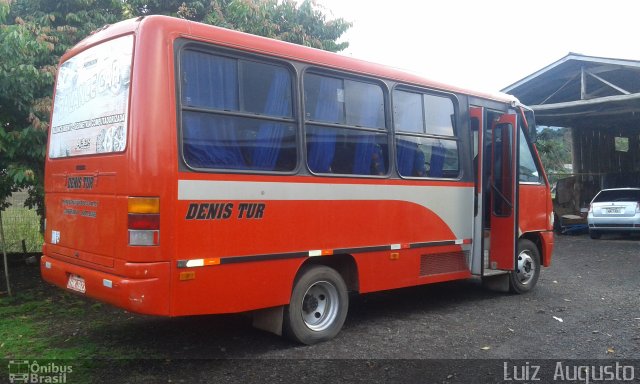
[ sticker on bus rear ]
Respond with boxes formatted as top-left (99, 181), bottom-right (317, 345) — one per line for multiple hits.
top-left (49, 35), bottom-right (133, 158)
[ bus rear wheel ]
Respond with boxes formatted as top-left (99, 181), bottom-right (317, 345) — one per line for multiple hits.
top-left (508, 239), bottom-right (541, 294)
top-left (283, 265), bottom-right (348, 345)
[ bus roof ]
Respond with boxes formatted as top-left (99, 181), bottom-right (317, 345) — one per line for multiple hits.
top-left (65, 15), bottom-right (518, 105)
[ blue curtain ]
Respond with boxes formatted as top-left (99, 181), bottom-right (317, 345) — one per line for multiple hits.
top-left (352, 134), bottom-right (376, 174)
top-left (430, 142), bottom-right (446, 177)
top-left (182, 52), bottom-right (245, 168)
top-left (307, 77), bottom-right (340, 173)
top-left (396, 138), bottom-right (426, 177)
top-left (351, 95), bottom-right (383, 175)
top-left (183, 113), bottom-right (246, 168)
top-left (183, 113), bottom-right (208, 167)
top-left (252, 69), bottom-right (291, 170)
top-left (414, 149), bottom-right (426, 176)
top-left (396, 139), bottom-right (417, 176)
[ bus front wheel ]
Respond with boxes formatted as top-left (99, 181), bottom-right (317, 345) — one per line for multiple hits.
top-left (283, 265), bottom-right (348, 345)
top-left (508, 239), bottom-right (541, 294)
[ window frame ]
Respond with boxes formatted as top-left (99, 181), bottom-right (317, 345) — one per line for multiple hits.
top-left (491, 121), bottom-right (514, 217)
top-left (175, 40), bottom-right (300, 175)
top-left (391, 85), bottom-right (461, 180)
top-left (517, 118), bottom-right (544, 185)
top-left (302, 68), bottom-right (391, 178)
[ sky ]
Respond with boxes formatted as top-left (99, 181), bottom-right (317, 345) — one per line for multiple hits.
top-left (313, 0), bottom-right (640, 94)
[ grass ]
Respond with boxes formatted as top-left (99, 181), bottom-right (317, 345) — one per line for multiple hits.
top-left (0, 290), bottom-right (96, 382)
top-left (0, 268), bottom-right (149, 383)
top-left (0, 291), bottom-right (98, 358)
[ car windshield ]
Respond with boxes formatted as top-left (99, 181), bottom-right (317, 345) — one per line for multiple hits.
top-left (593, 189), bottom-right (640, 203)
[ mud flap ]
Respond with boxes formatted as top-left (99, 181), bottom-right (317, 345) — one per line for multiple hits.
top-left (252, 306), bottom-right (284, 336)
top-left (482, 273), bottom-right (510, 293)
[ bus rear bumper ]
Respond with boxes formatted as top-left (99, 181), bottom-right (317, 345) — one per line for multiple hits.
top-left (40, 255), bottom-right (171, 316)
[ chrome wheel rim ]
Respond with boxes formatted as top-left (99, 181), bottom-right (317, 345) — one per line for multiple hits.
top-left (516, 250), bottom-right (535, 285)
top-left (301, 281), bottom-right (339, 331)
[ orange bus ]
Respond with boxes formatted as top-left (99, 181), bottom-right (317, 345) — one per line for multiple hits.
top-left (41, 15), bottom-right (554, 344)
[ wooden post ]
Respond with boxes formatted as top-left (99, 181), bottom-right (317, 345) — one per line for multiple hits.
top-left (0, 210), bottom-right (12, 297)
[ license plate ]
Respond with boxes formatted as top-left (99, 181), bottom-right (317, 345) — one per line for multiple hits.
top-left (604, 207), bottom-right (622, 214)
top-left (67, 274), bottom-right (86, 293)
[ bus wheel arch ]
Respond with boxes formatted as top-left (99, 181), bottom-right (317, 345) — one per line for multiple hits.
top-left (520, 232), bottom-right (545, 266)
top-left (300, 254), bottom-right (360, 293)
top-left (283, 263), bottom-right (350, 344)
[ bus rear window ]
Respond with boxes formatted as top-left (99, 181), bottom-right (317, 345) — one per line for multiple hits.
top-left (49, 35), bottom-right (133, 158)
top-left (593, 189), bottom-right (640, 202)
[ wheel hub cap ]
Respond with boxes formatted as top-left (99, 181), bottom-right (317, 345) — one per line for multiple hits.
top-left (301, 281), bottom-right (339, 331)
top-left (516, 251), bottom-right (535, 285)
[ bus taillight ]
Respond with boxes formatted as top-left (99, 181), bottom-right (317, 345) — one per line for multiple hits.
top-left (128, 197), bottom-right (160, 246)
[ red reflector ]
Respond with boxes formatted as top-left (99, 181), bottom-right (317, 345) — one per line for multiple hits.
top-left (128, 214), bottom-right (160, 230)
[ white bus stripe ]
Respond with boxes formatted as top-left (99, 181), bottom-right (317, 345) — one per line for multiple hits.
top-left (177, 179), bottom-right (473, 239)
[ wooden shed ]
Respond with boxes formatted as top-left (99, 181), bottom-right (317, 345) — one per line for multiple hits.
top-left (503, 53), bottom-right (640, 220)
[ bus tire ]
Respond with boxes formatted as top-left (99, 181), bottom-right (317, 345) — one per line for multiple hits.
top-left (508, 239), bottom-right (541, 294)
top-left (283, 265), bottom-right (348, 345)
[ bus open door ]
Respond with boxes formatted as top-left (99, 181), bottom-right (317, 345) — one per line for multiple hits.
top-left (489, 113), bottom-right (518, 272)
top-left (481, 110), bottom-right (548, 294)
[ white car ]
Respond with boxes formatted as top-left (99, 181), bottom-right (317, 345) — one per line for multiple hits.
top-left (587, 188), bottom-right (640, 239)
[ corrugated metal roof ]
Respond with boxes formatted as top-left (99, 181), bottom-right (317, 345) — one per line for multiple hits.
top-left (502, 53), bottom-right (640, 126)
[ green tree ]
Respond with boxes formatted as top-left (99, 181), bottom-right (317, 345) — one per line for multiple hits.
top-left (536, 127), bottom-right (572, 183)
top-left (123, 0), bottom-right (351, 52)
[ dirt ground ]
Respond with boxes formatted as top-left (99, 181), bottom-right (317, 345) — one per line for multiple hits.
top-left (2, 233), bottom-right (639, 383)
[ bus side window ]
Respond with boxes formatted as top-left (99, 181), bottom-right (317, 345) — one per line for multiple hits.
top-left (518, 127), bottom-right (541, 183)
top-left (180, 50), bottom-right (297, 172)
top-left (393, 89), bottom-right (459, 178)
top-left (304, 73), bottom-right (387, 176)
top-left (305, 75), bottom-right (342, 173)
